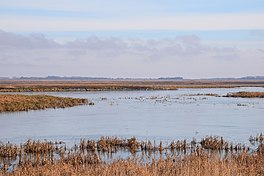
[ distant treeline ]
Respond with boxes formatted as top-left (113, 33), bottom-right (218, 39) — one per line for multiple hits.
top-left (207, 76), bottom-right (264, 80)
top-left (158, 77), bottom-right (183, 80)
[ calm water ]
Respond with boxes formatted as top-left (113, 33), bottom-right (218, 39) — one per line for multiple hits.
top-left (0, 87), bottom-right (264, 145)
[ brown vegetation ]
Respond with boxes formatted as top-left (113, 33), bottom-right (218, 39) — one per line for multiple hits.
top-left (0, 80), bottom-right (264, 92)
top-left (0, 136), bottom-right (263, 175)
top-left (186, 93), bottom-right (220, 97)
top-left (0, 94), bottom-right (91, 112)
top-left (225, 91), bottom-right (264, 98)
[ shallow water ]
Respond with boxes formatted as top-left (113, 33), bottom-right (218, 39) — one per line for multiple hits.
top-left (0, 87), bottom-right (263, 145)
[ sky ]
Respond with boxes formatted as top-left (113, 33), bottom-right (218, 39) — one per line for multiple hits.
top-left (0, 0), bottom-right (263, 78)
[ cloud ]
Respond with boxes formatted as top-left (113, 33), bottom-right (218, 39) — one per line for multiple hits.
top-left (0, 30), bottom-right (263, 78)
top-left (0, 30), bottom-right (58, 48)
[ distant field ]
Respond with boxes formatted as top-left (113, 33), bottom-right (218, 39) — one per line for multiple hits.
top-left (0, 94), bottom-right (91, 112)
top-left (0, 80), bottom-right (264, 92)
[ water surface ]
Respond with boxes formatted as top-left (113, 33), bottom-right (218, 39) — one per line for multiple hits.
top-left (0, 87), bottom-right (263, 145)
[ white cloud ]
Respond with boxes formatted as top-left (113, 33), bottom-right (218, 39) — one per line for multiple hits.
top-left (0, 30), bottom-right (58, 48)
top-left (0, 30), bottom-right (263, 78)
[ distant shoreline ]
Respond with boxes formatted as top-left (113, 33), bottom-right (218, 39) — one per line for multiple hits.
top-left (1, 76), bottom-right (264, 81)
top-left (0, 79), bottom-right (263, 92)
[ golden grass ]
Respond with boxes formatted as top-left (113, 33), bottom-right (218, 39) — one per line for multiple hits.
top-left (225, 91), bottom-right (264, 98)
top-left (7, 153), bottom-right (264, 176)
top-left (0, 94), bottom-right (91, 112)
top-left (0, 80), bottom-right (264, 92)
top-left (0, 136), bottom-right (263, 175)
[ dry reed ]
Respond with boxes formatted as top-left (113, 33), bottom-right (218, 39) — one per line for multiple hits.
top-left (1, 80), bottom-right (264, 92)
top-left (0, 94), bottom-right (92, 113)
top-left (0, 136), bottom-right (263, 175)
top-left (225, 91), bottom-right (264, 98)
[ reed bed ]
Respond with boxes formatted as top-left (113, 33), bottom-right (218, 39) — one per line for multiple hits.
top-left (185, 93), bottom-right (220, 97)
top-left (0, 136), bottom-right (263, 175)
top-left (0, 94), bottom-right (92, 112)
top-left (225, 91), bottom-right (264, 98)
top-left (1, 80), bottom-right (264, 92)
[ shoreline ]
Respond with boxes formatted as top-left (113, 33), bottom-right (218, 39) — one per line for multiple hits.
top-left (0, 80), bottom-right (264, 92)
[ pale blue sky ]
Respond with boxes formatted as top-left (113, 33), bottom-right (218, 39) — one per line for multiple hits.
top-left (0, 0), bottom-right (263, 78)
top-left (1, 0), bottom-right (263, 14)
top-left (1, 0), bottom-right (264, 33)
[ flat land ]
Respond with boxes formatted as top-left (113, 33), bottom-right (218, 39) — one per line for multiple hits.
top-left (0, 94), bottom-right (90, 112)
top-left (0, 79), bottom-right (264, 92)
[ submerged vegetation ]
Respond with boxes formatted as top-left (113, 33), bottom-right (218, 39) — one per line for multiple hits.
top-left (225, 91), bottom-right (264, 98)
top-left (0, 135), bottom-right (263, 175)
top-left (0, 94), bottom-right (91, 112)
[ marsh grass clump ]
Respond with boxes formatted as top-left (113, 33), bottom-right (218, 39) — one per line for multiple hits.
top-left (187, 93), bottom-right (220, 97)
top-left (225, 91), bottom-right (264, 98)
top-left (200, 136), bottom-right (226, 150)
top-left (249, 133), bottom-right (264, 145)
top-left (0, 94), bottom-right (92, 113)
top-left (1, 136), bottom-right (264, 175)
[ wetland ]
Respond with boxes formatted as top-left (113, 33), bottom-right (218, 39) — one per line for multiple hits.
top-left (0, 80), bottom-right (264, 175)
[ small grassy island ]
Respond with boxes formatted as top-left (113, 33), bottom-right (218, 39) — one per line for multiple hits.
top-left (0, 94), bottom-right (92, 112)
top-left (225, 92), bottom-right (264, 98)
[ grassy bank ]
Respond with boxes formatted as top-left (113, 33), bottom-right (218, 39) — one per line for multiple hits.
top-left (225, 91), bottom-right (264, 98)
top-left (0, 94), bottom-right (92, 112)
top-left (0, 136), bottom-right (263, 175)
top-left (0, 80), bottom-right (264, 92)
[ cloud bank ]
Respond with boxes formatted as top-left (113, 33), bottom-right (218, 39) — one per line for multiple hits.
top-left (0, 30), bottom-right (263, 78)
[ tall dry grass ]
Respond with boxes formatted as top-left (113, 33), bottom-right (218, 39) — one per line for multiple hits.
top-left (225, 91), bottom-right (264, 98)
top-left (0, 136), bottom-right (263, 175)
top-left (0, 94), bottom-right (91, 112)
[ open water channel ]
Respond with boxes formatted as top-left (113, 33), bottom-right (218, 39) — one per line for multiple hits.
top-left (0, 87), bottom-right (263, 145)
